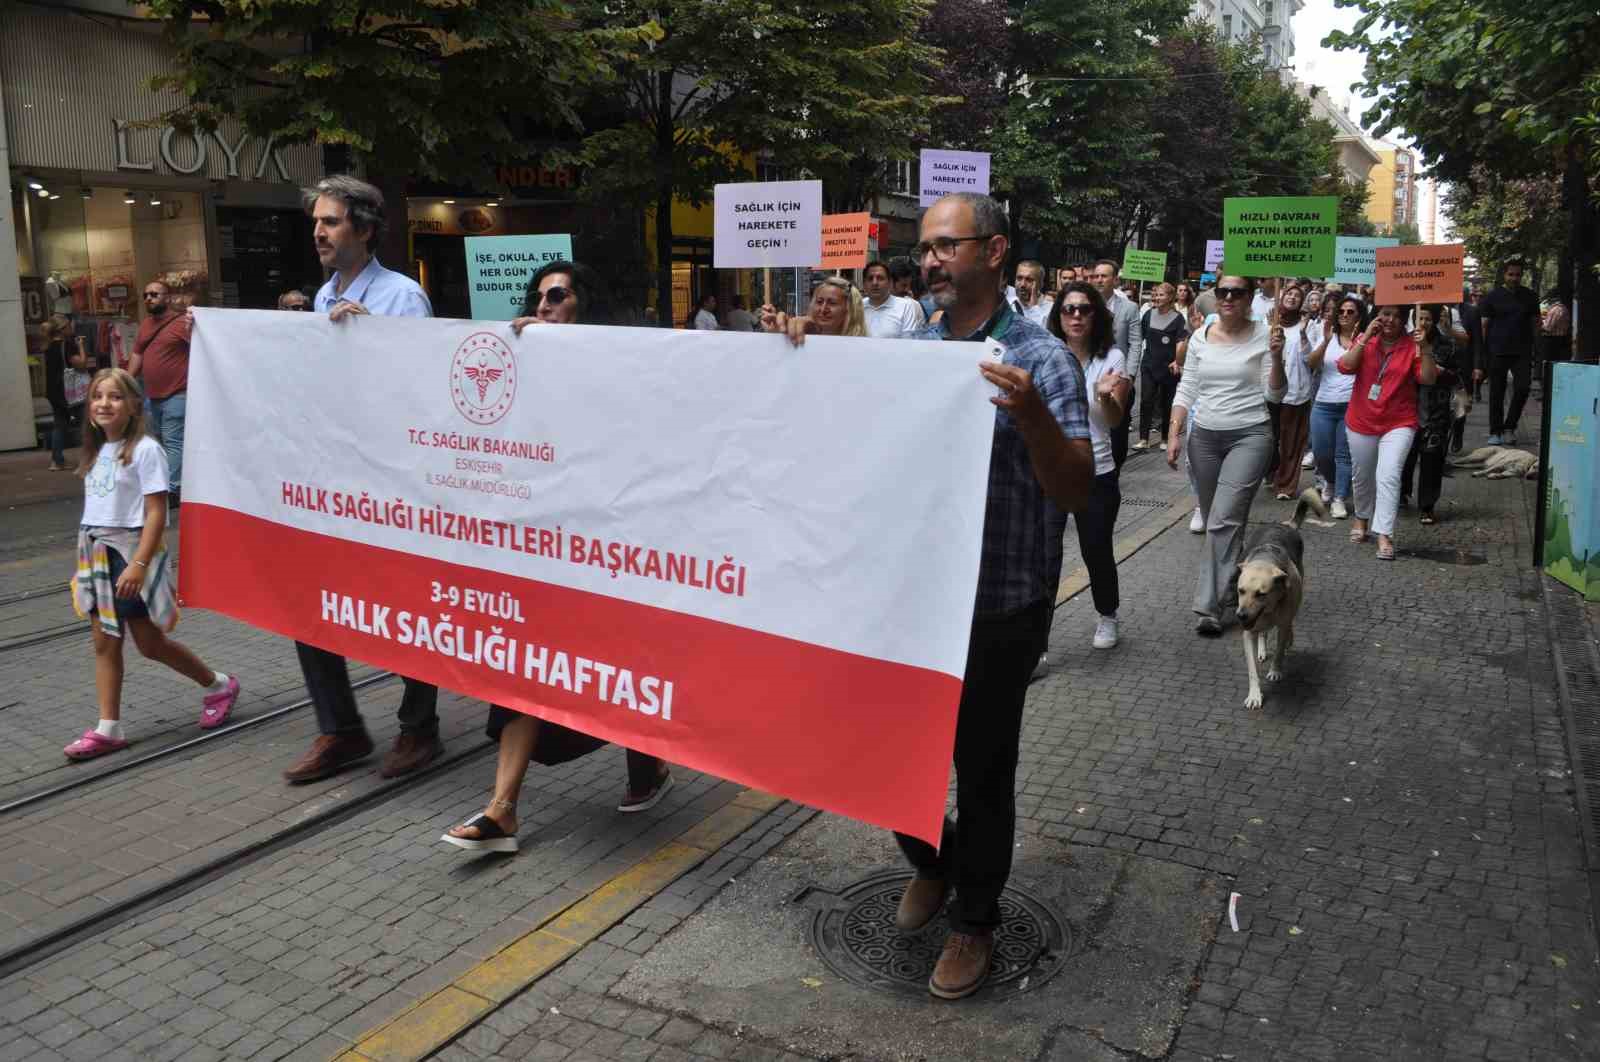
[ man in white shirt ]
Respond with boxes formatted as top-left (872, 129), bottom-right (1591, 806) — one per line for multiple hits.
top-left (1251, 277), bottom-right (1277, 322)
top-left (861, 260), bottom-right (926, 339)
top-left (1013, 260), bottom-right (1052, 327)
top-left (692, 293), bottom-right (720, 330)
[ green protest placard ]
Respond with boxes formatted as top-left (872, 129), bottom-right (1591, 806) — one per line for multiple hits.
top-left (1121, 249), bottom-right (1168, 283)
top-left (1221, 196), bottom-right (1338, 278)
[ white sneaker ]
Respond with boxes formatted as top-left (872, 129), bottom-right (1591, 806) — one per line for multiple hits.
top-left (1331, 498), bottom-right (1348, 519)
top-left (1189, 507), bottom-right (1205, 533)
top-left (1030, 652), bottom-right (1050, 681)
top-left (1132, 439), bottom-right (1150, 452)
top-left (1092, 616), bottom-right (1119, 650)
top-left (1301, 451), bottom-right (1315, 468)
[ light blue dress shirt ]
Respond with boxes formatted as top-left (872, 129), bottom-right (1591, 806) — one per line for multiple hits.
top-left (315, 256), bottom-right (432, 318)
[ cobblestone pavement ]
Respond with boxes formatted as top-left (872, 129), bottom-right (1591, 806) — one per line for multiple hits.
top-left (0, 401), bottom-right (1595, 1062)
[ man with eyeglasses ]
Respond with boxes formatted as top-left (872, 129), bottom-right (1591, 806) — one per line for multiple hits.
top-left (892, 193), bottom-right (1094, 1001)
top-left (276, 290), bottom-right (312, 311)
top-left (282, 174), bottom-right (443, 787)
top-left (127, 280), bottom-right (192, 508)
top-left (1089, 260), bottom-right (1143, 467)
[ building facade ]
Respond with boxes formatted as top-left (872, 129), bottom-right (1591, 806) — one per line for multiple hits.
top-left (1190, 0), bottom-right (1297, 67)
top-left (1365, 144), bottom-right (1417, 233)
top-left (2, 3), bottom-right (324, 449)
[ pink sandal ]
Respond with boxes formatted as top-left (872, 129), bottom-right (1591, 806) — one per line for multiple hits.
top-left (64, 729), bottom-right (129, 761)
top-left (200, 676), bottom-right (241, 729)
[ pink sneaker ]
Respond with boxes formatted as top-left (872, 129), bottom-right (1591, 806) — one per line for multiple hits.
top-left (200, 676), bottom-right (241, 729)
top-left (65, 729), bottom-right (129, 760)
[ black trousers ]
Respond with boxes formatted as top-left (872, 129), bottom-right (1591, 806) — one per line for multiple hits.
top-left (484, 705), bottom-right (662, 793)
top-left (1263, 401), bottom-right (1282, 485)
top-left (1110, 394), bottom-right (1133, 470)
top-left (894, 600), bottom-right (1051, 933)
top-left (1074, 470), bottom-right (1122, 617)
top-left (1401, 437), bottom-right (1446, 512)
top-left (1137, 368), bottom-right (1178, 442)
top-left (295, 642), bottom-right (439, 737)
top-left (1488, 353), bottom-right (1531, 434)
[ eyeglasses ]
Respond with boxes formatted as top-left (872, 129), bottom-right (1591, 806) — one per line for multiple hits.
top-left (1338, 308), bottom-right (1359, 316)
top-left (1215, 287), bottom-right (1250, 301)
top-left (540, 286), bottom-right (571, 306)
top-left (283, 302), bottom-right (310, 311)
top-left (1058, 303), bottom-right (1094, 318)
top-left (142, 292), bottom-right (163, 299)
top-left (912, 234), bottom-right (996, 262)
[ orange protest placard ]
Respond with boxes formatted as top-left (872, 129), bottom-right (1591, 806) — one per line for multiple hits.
top-left (817, 213), bottom-right (871, 271)
top-left (1374, 244), bottom-right (1465, 305)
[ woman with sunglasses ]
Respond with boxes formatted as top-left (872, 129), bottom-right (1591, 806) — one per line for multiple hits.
top-left (1306, 294), bottom-right (1366, 519)
top-left (759, 276), bottom-right (868, 340)
top-left (1167, 275), bottom-right (1287, 636)
top-left (1046, 283), bottom-right (1131, 649)
top-left (442, 259), bottom-right (672, 853)
top-left (1338, 304), bottom-right (1440, 561)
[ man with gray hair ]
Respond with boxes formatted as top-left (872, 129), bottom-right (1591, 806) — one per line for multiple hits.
top-left (283, 174), bottom-right (442, 785)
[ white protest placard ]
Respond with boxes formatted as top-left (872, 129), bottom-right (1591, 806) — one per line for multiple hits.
top-left (713, 180), bottom-right (822, 268)
top-left (919, 149), bottom-right (991, 208)
top-left (1204, 239), bottom-right (1225, 271)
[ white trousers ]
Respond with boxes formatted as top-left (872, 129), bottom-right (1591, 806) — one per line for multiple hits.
top-left (1346, 425), bottom-right (1416, 537)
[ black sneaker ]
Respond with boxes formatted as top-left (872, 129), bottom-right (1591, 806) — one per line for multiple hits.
top-left (618, 767), bottom-right (673, 813)
top-left (1196, 616), bottom-right (1223, 637)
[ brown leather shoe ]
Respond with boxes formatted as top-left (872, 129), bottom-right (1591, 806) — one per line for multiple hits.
top-left (894, 876), bottom-right (949, 932)
top-left (929, 929), bottom-right (995, 1000)
top-left (379, 731), bottom-right (442, 778)
top-left (282, 731), bottom-right (374, 784)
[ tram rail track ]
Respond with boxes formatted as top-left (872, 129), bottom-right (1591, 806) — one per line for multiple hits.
top-left (0, 733), bottom-right (494, 980)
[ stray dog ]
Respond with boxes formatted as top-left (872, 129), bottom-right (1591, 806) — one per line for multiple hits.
top-left (1455, 446), bottom-right (1539, 479)
top-left (1474, 449), bottom-right (1539, 479)
top-left (1234, 488), bottom-right (1327, 709)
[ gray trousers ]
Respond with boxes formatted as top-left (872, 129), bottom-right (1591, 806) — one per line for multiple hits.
top-left (1186, 422), bottom-right (1274, 619)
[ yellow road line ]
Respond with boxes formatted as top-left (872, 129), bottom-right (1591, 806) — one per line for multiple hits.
top-left (338, 788), bottom-right (784, 1062)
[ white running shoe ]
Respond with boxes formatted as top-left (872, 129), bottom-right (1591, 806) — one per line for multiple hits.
top-left (1031, 652), bottom-right (1050, 681)
top-left (1092, 616), bottom-right (1119, 650)
top-left (1189, 507), bottom-right (1205, 533)
top-left (1301, 451), bottom-right (1315, 468)
top-left (1132, 439), bottom-right (1150, 452)
top-left (1331, 498), bottom-right (1348, 519)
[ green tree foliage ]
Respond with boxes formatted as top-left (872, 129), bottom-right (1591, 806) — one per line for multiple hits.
top-left (1444, 167), bottom-right (1570, 284)
top-left (1327, 0), bottom-right (1600, 354)
top-left (567, 0), bottom-right (942, 318)
top-left (143, 0), bottom-right (650, 182)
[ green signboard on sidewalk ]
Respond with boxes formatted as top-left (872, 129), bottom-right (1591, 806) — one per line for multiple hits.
top-left (1222, 196), bottom-right (1338, 278)
top-left (1122, 249), bottom-right (1168, 283)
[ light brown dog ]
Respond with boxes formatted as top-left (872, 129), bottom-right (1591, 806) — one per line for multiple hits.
top-left (1234, 488), bottom-right (1326, 709)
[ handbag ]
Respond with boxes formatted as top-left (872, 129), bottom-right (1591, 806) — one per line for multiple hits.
top-left (63, 365), bottom-right (90, 406)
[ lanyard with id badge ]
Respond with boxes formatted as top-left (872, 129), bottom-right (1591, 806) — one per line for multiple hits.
top-left (1369, 343), bottom-right (1398, 402)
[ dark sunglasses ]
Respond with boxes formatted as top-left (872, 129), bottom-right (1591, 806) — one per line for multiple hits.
top-left (1215, 286), bottom-right (1250, 301)
top-left (284, 303), bottom-right (311, 311)
top-left (1059, 303), bottom-right (1095, 317)
top-left (540, 286), bottom-right (571, 306)
top-left (142, 292), bottom-right (163, 299)
top-left (1338, 307), bottom-right (1359, 316)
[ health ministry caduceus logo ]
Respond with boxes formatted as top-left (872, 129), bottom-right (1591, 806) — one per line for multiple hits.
top-left (449, 332), bottom-right (518, 425)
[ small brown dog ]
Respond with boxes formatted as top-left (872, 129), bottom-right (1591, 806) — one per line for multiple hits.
top-left (1234, 488), bottom-right (1327, 709)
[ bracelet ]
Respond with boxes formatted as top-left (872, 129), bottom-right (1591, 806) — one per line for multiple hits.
top-left (131, 560), bottom-right (148, 569)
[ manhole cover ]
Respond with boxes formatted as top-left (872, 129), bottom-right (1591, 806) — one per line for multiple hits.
top-left (1402, 547), bottom-right (1487, 565)
top-left (800, 872), bottom-right (1070, 999)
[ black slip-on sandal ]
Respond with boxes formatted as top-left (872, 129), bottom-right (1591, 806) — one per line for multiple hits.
top-left (441, 814), bottom-right (518, 853)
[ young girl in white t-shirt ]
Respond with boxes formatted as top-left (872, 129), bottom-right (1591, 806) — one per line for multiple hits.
top-left (66, 369), bottom-right (239, 760)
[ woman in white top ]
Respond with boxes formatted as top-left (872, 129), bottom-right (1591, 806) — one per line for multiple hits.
top-left (1047, 282), bottom-right (1132, 649)
top-left (1166, 275), bottom-right (1287, 635)
top-left (1306, 293), bottom-right (1366, 518)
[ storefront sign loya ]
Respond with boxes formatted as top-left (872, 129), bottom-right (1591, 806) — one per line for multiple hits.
top-left (113, 120), bottom-right (291, 180)
top-left (181, 311), bottom-right (996, 844)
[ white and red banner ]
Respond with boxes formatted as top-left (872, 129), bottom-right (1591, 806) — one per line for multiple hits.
top-left (181, 311), bottom-right (997, 843)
